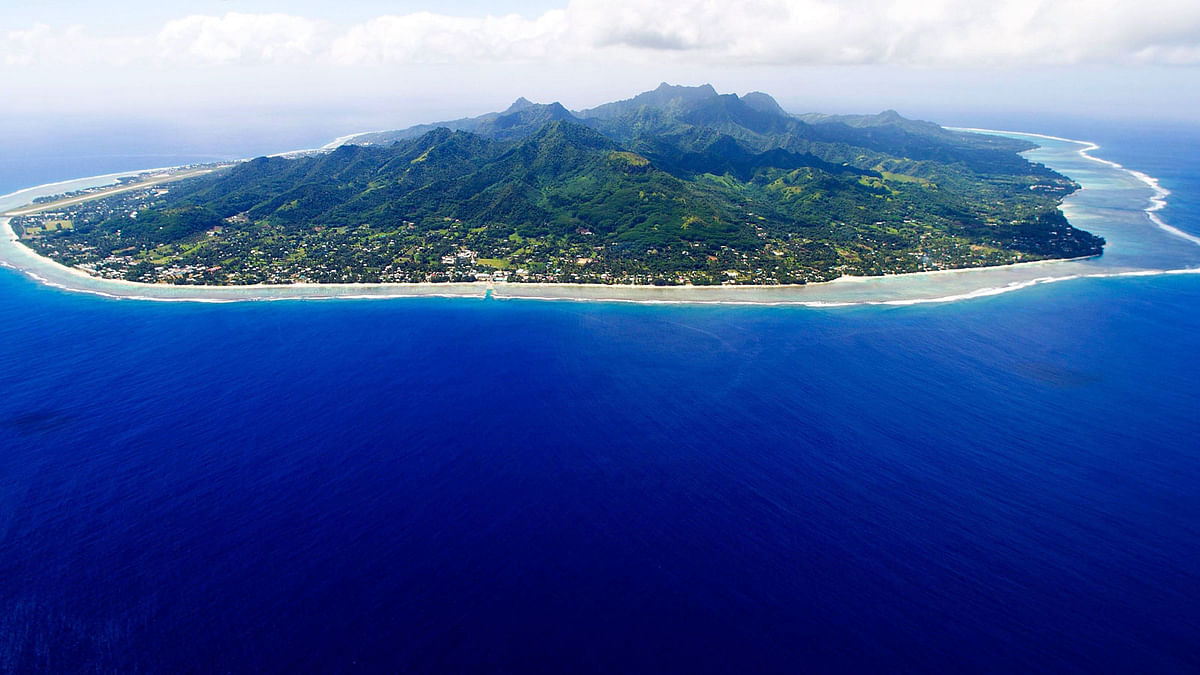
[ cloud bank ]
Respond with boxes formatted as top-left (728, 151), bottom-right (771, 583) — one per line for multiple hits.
top-left (5, 1), bottom-right (1200, 69)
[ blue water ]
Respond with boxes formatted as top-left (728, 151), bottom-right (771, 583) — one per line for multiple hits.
top-left (2, 118), bottom-right (1199, 673)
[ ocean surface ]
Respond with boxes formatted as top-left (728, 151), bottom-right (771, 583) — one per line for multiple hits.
top-left (1, 116), bottom-right (1199, 672)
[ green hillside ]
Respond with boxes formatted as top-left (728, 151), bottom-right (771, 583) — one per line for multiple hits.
top-left (21, 84), bottom-right (1103, 286)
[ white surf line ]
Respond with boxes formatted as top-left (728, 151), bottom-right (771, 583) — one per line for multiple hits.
top-left (495, 267), bottom-right (1200, 308)
top-left (3, 169), bottom-right (219, 217)
top-left (320, 130), bottom-right (387, 150)
top-left (955, 127), bottom-right (1200, 248)
top-left (4, 126), bottom-right (1194, 306)
top-left (0, 164), bottom-right (192, 207)
top-left (8, 193), bottom-right (1198, 307)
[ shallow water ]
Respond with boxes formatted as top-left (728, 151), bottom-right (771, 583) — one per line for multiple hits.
top-left (4, 131), bottom-right (1200, 305)
top-left (1, 120), bottom-right (1198, 672)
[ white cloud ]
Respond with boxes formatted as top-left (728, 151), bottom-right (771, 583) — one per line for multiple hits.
top-left (329, 11), bottom-right (569, 65)
top-left (564, 0), bottom-right (1200, 67)
top-left (3, 23), bottom-right (124, 66)
top-left (157, 13), bottom-right (326, 65)
top-left (3, 1), bottom-right (1200, 69)
top-left (4, 23), bottom-right (96, 66)
top-left (4, 23), bottom-right (52, 66)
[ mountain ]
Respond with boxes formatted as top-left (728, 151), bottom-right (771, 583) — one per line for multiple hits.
top-left (575, 82), bottom-right (720, 120)
top-left (26, 84), bottom-right (1103, 286)
top-left (740, 91), bottom-right (788, 117)
top-left (341, 83), bottom-right (1035, 175)
top-left (347, 99), bottom-right (581, 145)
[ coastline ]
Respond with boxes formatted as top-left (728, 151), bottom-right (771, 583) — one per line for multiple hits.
top-left (956, 127), bottom-right (1200, 248)
top-left (3, 129), bottom-right (1197, 306)
top-left (0, 215), bottom-right (487, 302)
top-left (0, 212), bottom-right (1117, 306)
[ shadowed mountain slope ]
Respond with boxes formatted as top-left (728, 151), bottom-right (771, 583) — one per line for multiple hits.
top-left (25, 83), bottom-right (1103, 286)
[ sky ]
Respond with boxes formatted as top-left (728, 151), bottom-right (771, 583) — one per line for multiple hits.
top-left (3, 0), bottom-right (1199, 134)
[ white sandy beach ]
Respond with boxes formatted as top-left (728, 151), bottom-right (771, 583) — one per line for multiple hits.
top-left (3, 130), bottom-right (1198, 306)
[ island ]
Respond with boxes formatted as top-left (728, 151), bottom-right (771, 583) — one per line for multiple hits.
top-left (8, 84), bottom-right (1104, 286)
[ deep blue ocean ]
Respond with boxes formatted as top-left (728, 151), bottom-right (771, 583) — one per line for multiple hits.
top-left (1, 116), bottom-right (1199, 673)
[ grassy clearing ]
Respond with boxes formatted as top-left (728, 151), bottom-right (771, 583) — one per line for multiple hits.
top-left (881, 171), bottom-right (932, 186)
top-left (20, 220), bottom-right (75, 237)
top-left (608, 151), bottom-right (650, 168)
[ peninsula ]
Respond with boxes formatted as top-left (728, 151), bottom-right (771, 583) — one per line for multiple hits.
top-left (9, 84), bottom-right (1104, 286)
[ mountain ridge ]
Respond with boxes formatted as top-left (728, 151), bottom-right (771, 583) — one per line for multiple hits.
top-left (16, 83), bottom-right (1104, 286)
